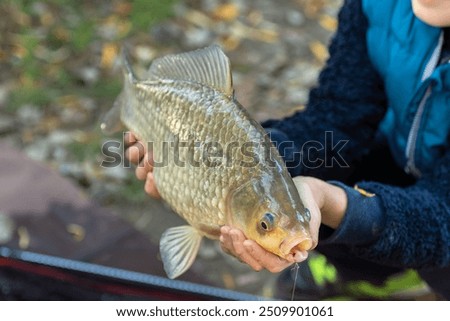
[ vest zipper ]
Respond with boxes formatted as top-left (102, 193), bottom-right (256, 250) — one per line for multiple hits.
top-left (404, 33), bottom-right (443, 177)
top-left (404, 87), bottom-right (431, 177)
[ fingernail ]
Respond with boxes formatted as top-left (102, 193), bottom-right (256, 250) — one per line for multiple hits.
top-left (293, 250), bottom-right (308, 262)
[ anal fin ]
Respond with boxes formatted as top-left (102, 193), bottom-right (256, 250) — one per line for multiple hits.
top-left (159, 225), bottom-right (203, 279)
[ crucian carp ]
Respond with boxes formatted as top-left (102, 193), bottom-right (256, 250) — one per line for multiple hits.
top-left (102, 45), bottom-right (314, 279)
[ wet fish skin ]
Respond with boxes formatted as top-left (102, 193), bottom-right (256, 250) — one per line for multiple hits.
top-left (102, 45), bottom-right (313, 279)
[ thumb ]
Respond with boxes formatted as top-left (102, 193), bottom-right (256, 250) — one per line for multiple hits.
top-left (292, 176), bottom-right (321, 250)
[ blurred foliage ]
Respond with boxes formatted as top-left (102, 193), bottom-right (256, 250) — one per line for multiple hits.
top-left (3, 0), bottom-right (178, 111)
top-left (67, 138), bottom-right (102, 163)
top-left (118, 177), bottom-right (149, 202)
top-left (0, 0), bottom-right (178, 202)
top-left (131, 0), bottom-right (179, 31)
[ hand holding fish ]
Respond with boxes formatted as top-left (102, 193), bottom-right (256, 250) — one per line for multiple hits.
top-left (124, 132), bottom-right (313, 274)
top-left (124, 132), bottom-right (160, 199)
top-left (107, 45), bottom-right (319, 279)
top-left (219, 176), bottom-right (347, 273)
top-left (219, 226), bottom-right (303, 273)
top-left (124, 133), bottom-right (345, 274)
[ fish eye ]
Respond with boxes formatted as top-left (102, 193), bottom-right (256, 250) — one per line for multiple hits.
top-left (259, 212), bottom-right (275, 231)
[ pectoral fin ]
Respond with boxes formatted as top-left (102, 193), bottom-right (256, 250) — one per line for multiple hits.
top-left (159, 225), bottom-right (203, 279)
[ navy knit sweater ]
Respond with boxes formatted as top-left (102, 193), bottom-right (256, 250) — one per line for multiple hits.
top-left (264, 0), bottom-right (450, 270)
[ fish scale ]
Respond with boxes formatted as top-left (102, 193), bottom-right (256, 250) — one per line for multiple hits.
top-left (125, 81), bottom-right (265, 232)
top-left (102, 45), bottom-right (313, 279)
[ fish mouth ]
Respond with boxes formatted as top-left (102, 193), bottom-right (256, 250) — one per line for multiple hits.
top-left (280, 237), bottom-right (313, 259)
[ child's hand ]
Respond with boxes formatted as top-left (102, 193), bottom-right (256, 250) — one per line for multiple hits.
top-left (124, 132), bottom-right (161, 199)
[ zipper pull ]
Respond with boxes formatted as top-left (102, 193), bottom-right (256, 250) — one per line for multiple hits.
top-left (404, 160), bottom-right (422, 178)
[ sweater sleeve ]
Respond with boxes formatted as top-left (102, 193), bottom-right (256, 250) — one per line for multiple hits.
top-left (265, 0), bottom-right (450, 270)
top-left (318, 153), bottom-right (450, 270)
top-left (344, 149), bottom-right (450, 269)
top-left (264, 0), bottom-right (387, 180)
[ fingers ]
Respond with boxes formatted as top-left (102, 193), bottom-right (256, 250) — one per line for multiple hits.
top-left (220, 227), bottom-right (264, 271)
top-left (144, 172), bottom-right (161, 199)
top-left (293, 176), bottom-right (322, 250)
top-left (124, 132), bottom-right (146, 165)
top-left (124, 131), bottom-right (161, 199)
top-left (135, 152), bottom-right (154, 180)
top-left (124, 131), bottom-right (152, 177)
top-left (243, 240), bottom-right (294, 273)
top-left (219, 227), bottom-right (296, 273)
top-left (124, 132), bottom-right (138, 147)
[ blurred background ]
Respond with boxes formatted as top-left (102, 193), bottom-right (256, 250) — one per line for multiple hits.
top-left (0, 0), bottom-right (342, 298)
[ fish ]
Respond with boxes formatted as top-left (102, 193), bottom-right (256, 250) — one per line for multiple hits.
top-left (101, 45), bottom-right (314, 279)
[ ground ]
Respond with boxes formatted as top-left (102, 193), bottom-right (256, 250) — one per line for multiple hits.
top-left (0, 0), bottom-right (350, 299)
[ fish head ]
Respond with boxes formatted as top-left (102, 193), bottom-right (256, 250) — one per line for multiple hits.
top-left (228, 174), bottom-right (315, 260)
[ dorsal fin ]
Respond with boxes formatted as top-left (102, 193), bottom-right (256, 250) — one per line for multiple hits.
top-left (148, 45), bottom-right (233, 97)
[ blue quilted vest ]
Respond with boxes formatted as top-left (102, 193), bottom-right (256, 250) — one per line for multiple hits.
top-left (362, 0), bottom-right (450, 177)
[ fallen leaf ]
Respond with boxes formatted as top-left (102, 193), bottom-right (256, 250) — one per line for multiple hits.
top-left (66, 223), bottom-right (86, 242)
top-left (298, 0), bottom-right (326, 18)
top-left (17, 226), bottom-right (30, 249)
top-left (319, 14), bottom-right (338, 32)
top-left (309, 41), bottom-right (329, 63)
top-left (221, 35), bottom-right (241, 51)
top-left (212, 3), bottom-right (240, 22)
top-left (114, 2), bottom-right (133, 16)
top-left (222, 272), bottom-right (236, 289)
top-left (40, 12), bottom-right (55, 27)
top-left (100, 42), bottom-right (119, 69)
top-left (292, 104), bottom-right (306, 113)
top-left (53, 26), bottom-right (71, 42)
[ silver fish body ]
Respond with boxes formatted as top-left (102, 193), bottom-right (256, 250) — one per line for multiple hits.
top-left (103, 45), bottom-right (313, 278)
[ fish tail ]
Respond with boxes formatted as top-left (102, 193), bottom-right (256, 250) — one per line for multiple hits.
top-left (100, 91), bottom-right (125, 134)
top-left (121, 46), bottom-right (139, 85)
top-left (101, 47), bottom-right (138, 134)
